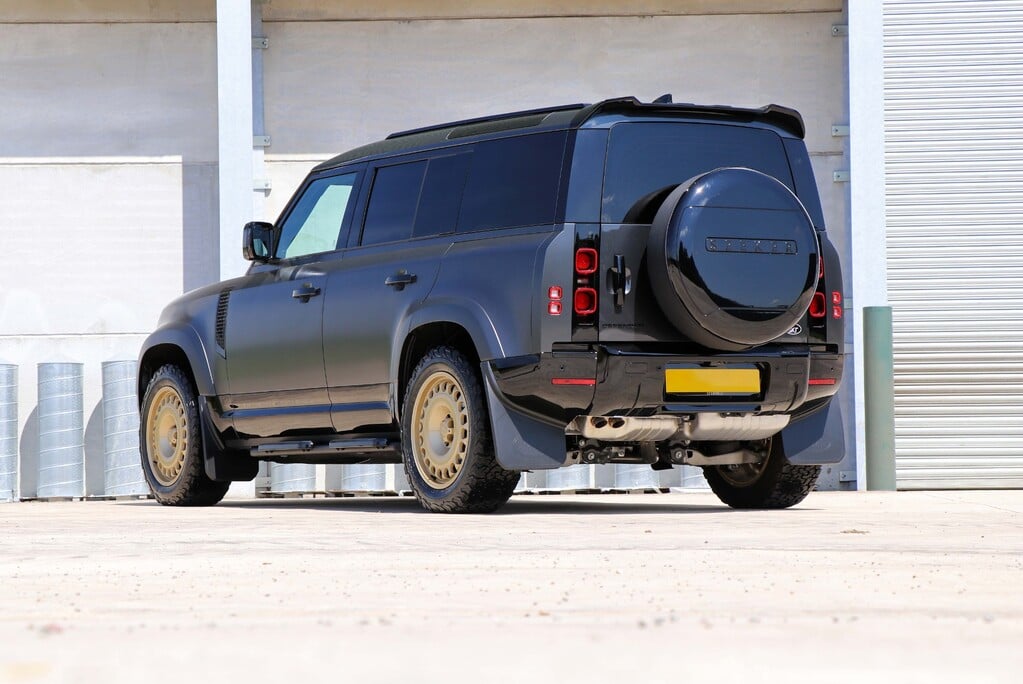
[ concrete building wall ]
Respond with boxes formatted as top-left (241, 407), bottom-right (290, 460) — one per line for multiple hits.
top-left (0, 4), bottom-right (219, 496)
top-left (0, 0), bottom-right (852, 497)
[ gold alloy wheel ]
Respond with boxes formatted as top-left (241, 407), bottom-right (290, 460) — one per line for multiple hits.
top-left (411, 370), bottom-right (470, 489)
top-left (146, 386), bottom-right (189, 487)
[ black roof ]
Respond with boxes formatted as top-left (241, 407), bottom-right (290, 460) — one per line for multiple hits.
top-left (314, 96), bottom-right (805, 172)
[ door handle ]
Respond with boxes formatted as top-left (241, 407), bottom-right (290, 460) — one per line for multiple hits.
top-left (385, 271), bottom-right (417, 291)
top-left (291, 284), bottom-right (321, 301)
top-left (609, 254), bottom-right (632, 311)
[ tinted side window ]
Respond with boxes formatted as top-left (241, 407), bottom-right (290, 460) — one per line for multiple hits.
top-left (277, 173), bottom-right (358, 259)
top-left (602, 123), bottom-right (794, 223)
top-left (783, 138), bottom-right (826, 229)
top-left (413, 152), bottom-right (472, 238)
top-left (458, 131), bottom-right (567, 233)
top-left (361, 161), bottom-right (427, 246)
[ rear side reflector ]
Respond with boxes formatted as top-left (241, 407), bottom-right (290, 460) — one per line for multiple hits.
top-left (808, 292), bottom-right (826, 318)
top-left (574, 287), bottom-right (598, 315)
top-left (808, 378), bottom-right (836, 386)
top-left (575, 248), bottom-right (598, 275)
top-left (551, 378), bottom-right (596, 386)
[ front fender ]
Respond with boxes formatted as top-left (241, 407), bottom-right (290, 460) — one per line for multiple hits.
top-left (137, 324), bottom-right (216, 398)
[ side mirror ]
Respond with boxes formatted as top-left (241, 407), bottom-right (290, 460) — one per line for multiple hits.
top-left (242, 221), bottom-right (276, 262)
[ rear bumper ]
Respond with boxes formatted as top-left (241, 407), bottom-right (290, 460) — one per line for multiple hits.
top-left (488, 345), bottom-right (844, 425)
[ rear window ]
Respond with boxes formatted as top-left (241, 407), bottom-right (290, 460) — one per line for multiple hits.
top-left (602, 122), bottom-right (795, 223)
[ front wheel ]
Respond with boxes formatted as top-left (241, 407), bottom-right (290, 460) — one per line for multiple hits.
top-left (703, 438), bottom-right (820, 509)
top-left (139, 364), bottom-right (229, 506)
top-left (401, 347), bottom-right (519, 513)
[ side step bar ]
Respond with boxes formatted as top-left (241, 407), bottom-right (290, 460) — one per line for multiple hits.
top-left (251, 437), bottom-right (394, 458)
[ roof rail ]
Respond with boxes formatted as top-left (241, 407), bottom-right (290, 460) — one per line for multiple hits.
top-left (386, 103), bottom-right (587, 140)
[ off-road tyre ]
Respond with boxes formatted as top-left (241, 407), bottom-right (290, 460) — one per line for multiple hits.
top-left (401, 347), bottom-right (519, 513)
top-left (703, 438), bottom-right (820, 509)
top-left (140, 364), bottom-right (230, 506)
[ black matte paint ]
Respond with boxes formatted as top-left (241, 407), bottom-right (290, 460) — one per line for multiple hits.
top-left (137, 97), bottom-right (847, 478)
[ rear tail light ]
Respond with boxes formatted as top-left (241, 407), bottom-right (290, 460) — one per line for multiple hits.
top-left (808, 292), bottom-right (826, 319)
top-left (809, 255), bottom-right (841, 330)
top-left (575, 248), bottom-right (598, 275)
top-left (571, 242), bottom-right (599, 327)
top-left (831, 291), bottom-right (843, 319)
top-left (574, 287), bottom-right (598, 316)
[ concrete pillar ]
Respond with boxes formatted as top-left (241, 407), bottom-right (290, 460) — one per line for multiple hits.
top-left (848, 1), bottom-right (889, 491)
top-left (216, 0), bottom-right (255, 281)
top-left (216, 0), bottom-right (261, 497)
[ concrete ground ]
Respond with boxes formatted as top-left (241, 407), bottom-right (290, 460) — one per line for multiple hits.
top-left (1, 491), bottom-right (1021, 684)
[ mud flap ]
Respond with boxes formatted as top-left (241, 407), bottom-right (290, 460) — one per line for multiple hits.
top-left (482, 366), bottom-right (567, 470)
top-left (778, 400), bottom-right (845, 465)
top-left (199, 399), bottom-right (259, 482)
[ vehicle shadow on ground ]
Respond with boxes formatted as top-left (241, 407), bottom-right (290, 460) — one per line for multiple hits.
top-left (147, 495), bottom-right (812, 515)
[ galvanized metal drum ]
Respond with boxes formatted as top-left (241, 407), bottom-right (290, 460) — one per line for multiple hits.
top-left (37, 363), bottom-right (85, 498)
top-left (102, 361), bottom-right (147, 496)
top-left (269, 462), bottom-right (316, 494)
top-left (0, 365), bottom-right (17, 502)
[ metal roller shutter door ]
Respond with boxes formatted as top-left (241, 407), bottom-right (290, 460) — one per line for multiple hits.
top-left (884, 0), bottom-right (1023, 488)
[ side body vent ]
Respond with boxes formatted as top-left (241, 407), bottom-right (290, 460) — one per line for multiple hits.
top-left (215, 289), bottom-right (231, 350)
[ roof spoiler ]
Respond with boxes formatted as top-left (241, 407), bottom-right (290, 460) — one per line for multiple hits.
top-left (570, 96), bottom-right (806, 139)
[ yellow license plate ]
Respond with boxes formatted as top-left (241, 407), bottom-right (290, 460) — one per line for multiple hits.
top-left (664, 368), bottom-right (760, 395)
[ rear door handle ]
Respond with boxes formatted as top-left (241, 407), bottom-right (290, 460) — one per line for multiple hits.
top-left (609, 254), bottom-right (632, 311)
top-left (291, 284), bottom-right (321, 301)
top-left (385, 271), bottom-right (417, 291)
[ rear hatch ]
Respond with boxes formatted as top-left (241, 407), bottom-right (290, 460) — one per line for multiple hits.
top-left (592, 120), bottom-right (829, 350)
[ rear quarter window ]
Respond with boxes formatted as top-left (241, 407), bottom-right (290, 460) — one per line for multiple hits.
top-left (457, 131), bottom-right (567, 233)
top-left (602, 122), bottom-right (795, 223)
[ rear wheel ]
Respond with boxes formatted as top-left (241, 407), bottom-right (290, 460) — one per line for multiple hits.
top-left (401, 347), bottom-right (519, 513)
top-left (703, 438), bottom-right (820, 509)
top-left (140, 364), bottom-right (229, 506)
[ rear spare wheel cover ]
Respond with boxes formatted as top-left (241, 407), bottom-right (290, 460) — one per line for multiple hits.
top-left (647, 167), bottom-right (819, 350)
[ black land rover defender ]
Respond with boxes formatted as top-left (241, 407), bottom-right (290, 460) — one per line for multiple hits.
top-left (137, 96), bottom-right (845, 513)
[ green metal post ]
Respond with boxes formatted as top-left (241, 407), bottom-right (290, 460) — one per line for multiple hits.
top-left (863, 306), bottom-right (896, 490)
